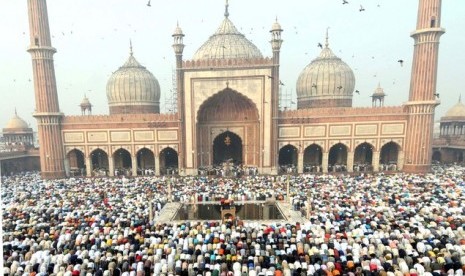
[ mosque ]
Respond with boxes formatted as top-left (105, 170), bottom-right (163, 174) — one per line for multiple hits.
top-left (23, 0), bottom-right (447, 179)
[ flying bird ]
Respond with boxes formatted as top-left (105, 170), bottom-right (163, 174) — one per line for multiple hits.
top-left (355, 90), bottom-right (360, 95)
top-left (398, 59), bottom-right (404, 66)
top-left (312, 83), bottom-right (317, 88)
top-left (434, 93), bottom-right (440, 98)
top-left (342, 0), bottom-right (349, 4)
top-left (147, 0), bottom-right (151, 7)
top-left (267, 75), bottom-right (273, 79)
top-left (279, 80), bottom-right (285, 86)
top-left (359, 5), bottom-right (365, 12)
top-left (337, 86), bottom-right (343, 90)
top-left (317, 43), bottom-right (323, 49)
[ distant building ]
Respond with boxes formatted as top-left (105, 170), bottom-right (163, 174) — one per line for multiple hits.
top-left (0, 111), bottom-right (40, 175)
top-left (2, 111), bottom-right (34, 150)
top-left (26, 0), bottom-right (445, 179)
top-left (433, 98), bottom-right (465, 163)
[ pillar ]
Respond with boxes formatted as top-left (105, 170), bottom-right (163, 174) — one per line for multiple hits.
top-left (347, 152), bottom-right (354, 173)
top-left (109, 155), bottom-right (115, 177)
top-left (297, 151), bottom-right (304, 174)
top-left (403, 0), bottom-right (444, 173)
top-left (86, 156), bottom-right (92, 177)
top-left (132, 155), bottom-right (138, 176)
top-left (372, 151), bottom-right (380, 172)
top-left (155, 155), bottom-right (160, 176)
top-left (322, 152), bottom-right (329, 173)
top-left (27, 0), bottom-right (65, 179)
top-left (398, 151), bottom-right (405, 171)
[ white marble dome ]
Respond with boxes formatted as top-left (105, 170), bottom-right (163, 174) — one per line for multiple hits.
top-left (5, 113), bottom-right (29, 129)
top-left (296, 40), bottom-right (355, 108)
top-left (444, 100), bottom-right (465, 118)
top-left (192, 14), bottom-right (262, 60)
top-left (106, 49), bottom-right (160, 114)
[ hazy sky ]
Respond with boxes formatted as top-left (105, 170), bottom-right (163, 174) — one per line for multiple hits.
top-left (1, 0), bottom-right (465, 131)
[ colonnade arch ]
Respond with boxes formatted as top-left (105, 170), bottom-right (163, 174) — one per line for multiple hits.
top-left (137, 148), bottom-right (155, 175)
top-left (160, 147), bottom-right (178, 175)
top-left (278, 144), bottom-right (298, 173)
top-left (113, 148), bottom-right (132, 176)
top-left (380, 142), bottom-right (400, 171)
top-left (67, 149), bottom-right (85, 176)
top-left (303, 144), bottom-right (323, 173)
top-left (353, 142), bottom-right (374, 172)
top-left (328, 143), bottom-right (348, 172)
top-left (90, 149), bottom-right (109, 176)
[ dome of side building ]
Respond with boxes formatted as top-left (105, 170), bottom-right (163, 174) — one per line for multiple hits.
top-left (296, 35), bottom-right (355, 109)
top-left (442, 99), bottom-right (465, 121)
top-left (106, 45), bottom-right (161, 114)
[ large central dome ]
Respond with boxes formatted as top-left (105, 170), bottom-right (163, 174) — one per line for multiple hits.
top-left (192, 4), bottom-right (263, 60)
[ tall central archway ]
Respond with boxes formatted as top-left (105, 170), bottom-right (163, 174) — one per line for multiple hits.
top-left (213, 131), bottom-right (242, 165)
top-left (197, 88), bottom-right (259, 168)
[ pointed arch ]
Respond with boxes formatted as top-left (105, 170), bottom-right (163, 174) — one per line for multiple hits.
top-left (432, 150), bottom-right (441, 163)
top-left (212, 131), bottom-right (242, 165)
top-left (197, 87), bottom-right (260, 168)
top-left (303, 144), bottom-right (323, 172)
top-left (354, 142), bottom-right (374, 172)
top-left (90, 148), bottom-right (109, 176)
top-left (160, 147), bottom-right (178, 175)
top-left (328, 143), bottom-right (348, 172)
top-left (197, 88), bottom-right (259, 122)
top-left (67, 148), bottom-right (85, 176)
top-left (278, 144), bottom-right (298, 173)
top-left (113, 148), bottom-right (132, 176)
top-left (380, 142), bottom-right (400, 171)
top-left (137, 147), bottom-right (155, 175)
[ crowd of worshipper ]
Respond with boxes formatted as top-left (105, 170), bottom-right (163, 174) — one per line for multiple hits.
top-left (2, 164), bottom-right (465, 276)
top-left (197, 165), bottom-right (259, 178)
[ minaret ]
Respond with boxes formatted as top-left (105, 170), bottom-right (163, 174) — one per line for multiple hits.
top-left (172, 22), bottom-right (186, 174)
top-left (27, 0), bottom-right (65, 179)
top-left (270, 18), bottom-right (283, 173)
top-left (403, 0), bottom-right (445, 173)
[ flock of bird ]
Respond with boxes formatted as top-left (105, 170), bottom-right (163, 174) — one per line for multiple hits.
top-left (12, 0), bottom-right (410, 109)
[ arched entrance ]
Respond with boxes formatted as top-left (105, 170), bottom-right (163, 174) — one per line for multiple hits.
top-left (197, 88), bottom-right (259, 168)
top-left (432, 150), bottom-right (441, 163)
top-left (213, 131), bottom-right (242, 165)
top-left (160, 147), bottom-right (178, 175)
top-left (91, 149), bottom-right (109, 176)
top-left (328, 143), bottom-right (348, 172)
top-left (380, 142), bottom-right (399, 171)
top-left (278, 145), bottom-right (298, 174)
top-left (113, 148), bottom-right (132, 176)
top-left (137, 148), bottom-right (155, 175)
top-left (354, 143), bottom-right (374, 172)
top-left (67, 149), bottom-right (85, 176)
top-left (303, 144), bottom-right (323, 173)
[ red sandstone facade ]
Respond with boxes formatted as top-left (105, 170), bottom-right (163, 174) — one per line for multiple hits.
top-left (26, 0), bottom-right (444, 178)
top-left (27, 0), bottom-right (65, 179)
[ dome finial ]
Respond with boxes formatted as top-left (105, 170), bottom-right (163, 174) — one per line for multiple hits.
top-left (129, 40), bottom-right (133, 56)
top-left (325, 27), bottom-right (330, 48)
top-left (15, 107), bottom-right (17, 116)
top-left (225, 0), bottom-right (229, 18)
